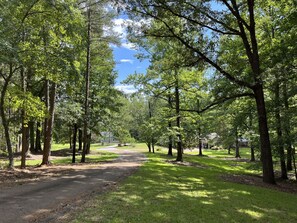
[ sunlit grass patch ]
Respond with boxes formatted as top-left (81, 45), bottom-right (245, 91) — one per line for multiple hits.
top-left (70, 144), bottom-right (297, 223)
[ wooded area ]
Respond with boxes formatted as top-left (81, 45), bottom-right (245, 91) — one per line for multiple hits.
top-left (0, 0), bottom-right (296, 187)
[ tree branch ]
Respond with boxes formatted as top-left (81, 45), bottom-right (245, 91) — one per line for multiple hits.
top-left (179, 93), bottom-right (255, 114)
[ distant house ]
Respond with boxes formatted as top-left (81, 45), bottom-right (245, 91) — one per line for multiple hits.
top-left (100, 132), bottom-right (118, 143)
top-left (238, 138), bottom-right (249, 147)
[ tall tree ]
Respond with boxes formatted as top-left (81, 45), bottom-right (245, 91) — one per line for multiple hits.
top-left (123, 0), bottom-right (277, 183)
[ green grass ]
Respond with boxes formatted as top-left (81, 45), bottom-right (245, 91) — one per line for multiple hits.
top-left (51, 142), bottom-right (115, 151)
top-left (71, 145), bottom-right (297, 223)
top-left (0, 143), bottom-right (118, 168)
top-left (51, 153), bottom-right (117, 165)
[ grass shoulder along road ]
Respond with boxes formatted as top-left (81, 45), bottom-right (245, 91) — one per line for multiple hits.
top-left (70, 143), bottom-right (297, 223)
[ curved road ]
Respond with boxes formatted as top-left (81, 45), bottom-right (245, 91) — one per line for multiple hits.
top-left (0, 147), bottom-right (146, 223)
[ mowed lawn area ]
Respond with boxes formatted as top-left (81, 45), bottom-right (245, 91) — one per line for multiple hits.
top-left (70, 144), bottom-right (297, 223)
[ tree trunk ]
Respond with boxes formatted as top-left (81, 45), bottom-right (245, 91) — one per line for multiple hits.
top-left (147, 142), bottom-right (151, 153)
top-left (250, 144), bottom-right (255, 162)
top-left (69, 126), bottom-right (72, 150)
top-left (175, 71), bottom-right (182, 162)
top-left (21, 66), bottom-right (29, 169)
top-left (42, 82), bottom-right (56, 165)
top-left (72, 123), bottom-right (77, 163)
top-left (292, 148), bottom-right (297, 180)
top-left (283, 83), bottom-right (293, 171)
top-left (249, 113), bottom-right (255, 161)
top-left (29, 121), bottom-right (35, 153)
top-left (35, 122), bottom-right (42, 152)
top-left (274, 77), bottom-right (288, 179)
top-left (198, 128), bottom-right (203, 156)
top-left (148, 100), bottom-right (155, 153)
top-left (0, 66), bottom-right (14, 168)
top-left (78, 129), bottom-right (82, 151)
top-left (81, 7), bottom-right (91, 163)
top-left (167, 96), bottom-right (173, 156)
top-left (253, 84), bottom-right (275, 184)
top-left (235, 127), bottom-right (240, 158)
top-left (86, 133), bottom-right (91, 154)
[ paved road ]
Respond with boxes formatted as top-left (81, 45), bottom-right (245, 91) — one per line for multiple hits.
top-left (0, 147), bottom-right (146, 223)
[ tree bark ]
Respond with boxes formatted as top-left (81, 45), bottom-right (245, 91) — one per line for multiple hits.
top-left (21, 67), bottom-right (29, 169)
top-left (283, 83), bottom-right (292, 171)
top-left (175, 71), bottom-right (182, 162)
top-left (168, 96), bottom-right (173, 156)
top-left (42, 82), bottom-right (56, 165)
top-left (147, 142), bottom-right (151, 153)
top-left (72, 123), bottom-right (77, 163)
top-left (250, 144), bottom-right (255, 162)
top-left (274, 76), bottom-right (288, 179)
top-left (86, 133), bottom-right (91, 154)
top-left (78, 128), bottom-right (82, 151)
top-left (148, 100), bottom-right (155, 153)
top-left (235, 127), bottom-right (240, 158)
top-left (0, 66), bottom-right (14, 168)
top-left (292, 148), bottom-right (297, 180)
top-left (198, 127), bottom-right (203, 156)
top-left (35, 122), bottom-right (42, 152)
top-left (29, 121), bottom-right (35, 153)
top-left (81, 6), bottom-right (91, 163)
top-left (253, 84), bottom-right (275, 184)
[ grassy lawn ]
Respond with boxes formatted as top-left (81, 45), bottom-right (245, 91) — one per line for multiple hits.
top-left (0, 143), bottom-right (118, 168)
top-left (71, 144), bottom-right (297, 223)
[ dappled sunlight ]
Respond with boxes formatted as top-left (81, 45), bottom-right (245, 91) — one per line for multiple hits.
top-left (71, 147), bottom-right (297, 223)
top-left (237, 209), bottom-right (264, 220)
top-left (201, 200), bottom-right (214, 205)
top-left (219, 188), bottom-right (251, 195)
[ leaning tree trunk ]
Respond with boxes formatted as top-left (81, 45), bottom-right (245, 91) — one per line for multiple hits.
top-left (42, 82), bottom-right (56, 165)
top-left (81, 6), bottom-right (91, 163)
top-left (0, 65), bottom-right (14, 168)
top-left (253, 84), bottom-right (275, 184)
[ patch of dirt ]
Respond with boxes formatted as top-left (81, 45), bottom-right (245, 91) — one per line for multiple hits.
top-left (221, 173), bottom-right (297, 194)
top-left (0, 162), bottom-right (113, 189)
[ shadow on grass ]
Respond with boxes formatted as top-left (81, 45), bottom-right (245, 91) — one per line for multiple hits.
top-left (74, 153), bottom-right (297, 223)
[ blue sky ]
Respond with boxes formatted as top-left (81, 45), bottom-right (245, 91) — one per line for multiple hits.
top-left (113, 46), bottom-right (149, 83)
top-left (111, 16), bottom-right (150, 93)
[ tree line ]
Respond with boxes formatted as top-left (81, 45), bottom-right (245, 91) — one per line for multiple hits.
top-left (0, 0), bottom-right (122, 168)
top-left (117, 0), bottom-right (297, 184)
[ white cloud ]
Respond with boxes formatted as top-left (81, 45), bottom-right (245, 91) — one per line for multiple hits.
top-left (122, 42), bottom-right (138, 50)
top-left (112, 18), bottom-right (132, 39)
top-left (112, 18), bottom-right (151, 50)
top-left (120, 59), bottom-right (134, 64)
top-left (115, 85), bottom-right (137, 94)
